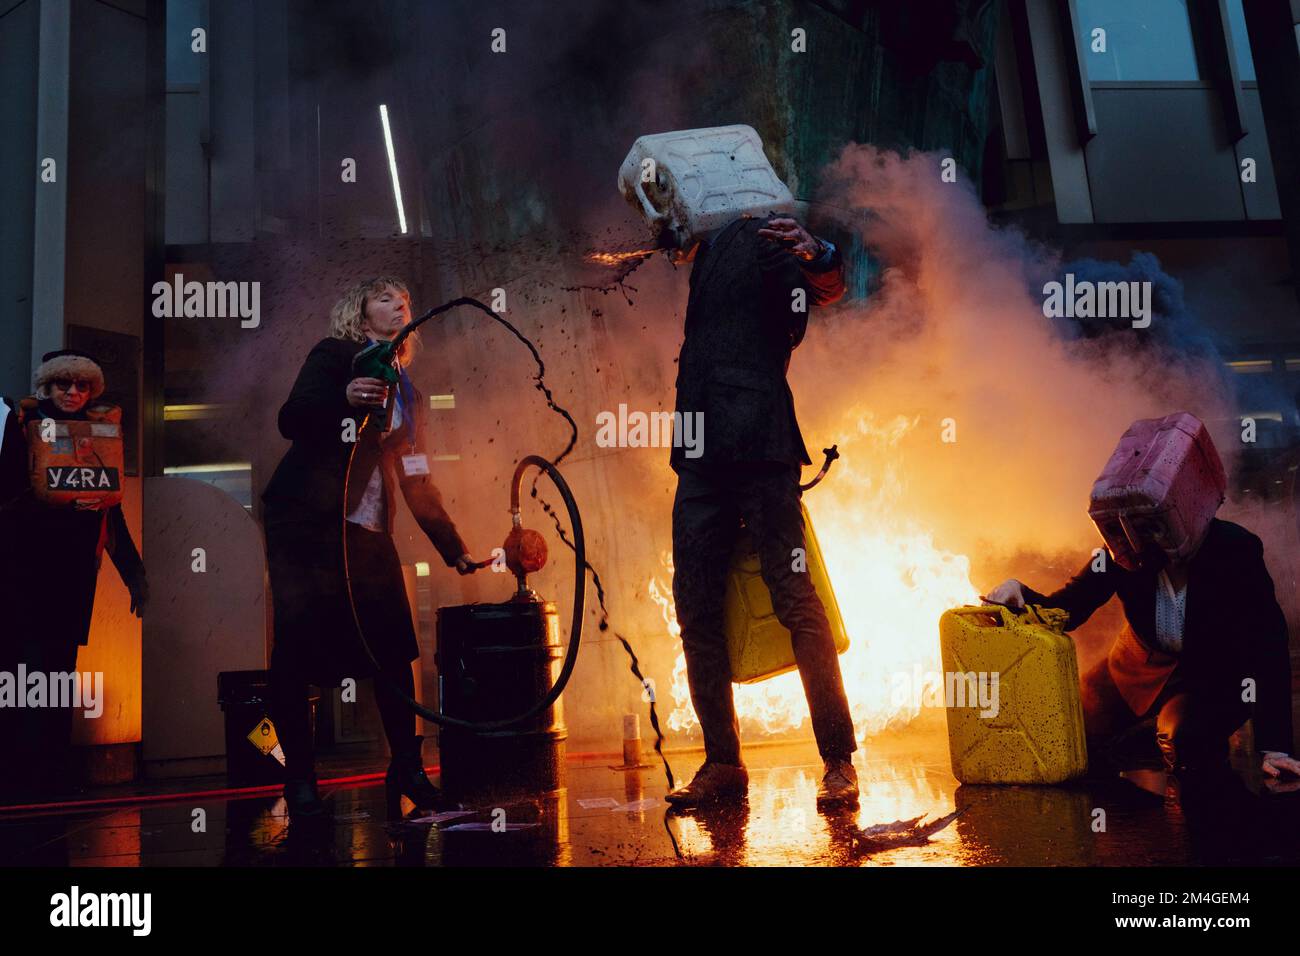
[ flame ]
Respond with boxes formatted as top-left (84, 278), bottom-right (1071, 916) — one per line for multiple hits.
top-left (649, 412), bottom-right (979, 744)
top-left (585, 249), bottom-right (658, 266)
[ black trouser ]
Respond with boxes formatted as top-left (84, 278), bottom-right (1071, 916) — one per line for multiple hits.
top-left (266, 521), bottom-right (424, 782)
top-left (1080, 657), bottom-right (1250, 773)
top-left (671, 461), bottom-right (856, 765)
top-left (268, 649), bottom-right (420, 782)
top-left (0, 638), bottom-right (80, 801)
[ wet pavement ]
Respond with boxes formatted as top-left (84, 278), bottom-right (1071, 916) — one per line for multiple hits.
top-left (1, 732), bottom-right (1297, 866)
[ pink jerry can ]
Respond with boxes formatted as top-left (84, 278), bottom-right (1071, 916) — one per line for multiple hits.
top-left (1087, 412), bottom-right (1226, 571)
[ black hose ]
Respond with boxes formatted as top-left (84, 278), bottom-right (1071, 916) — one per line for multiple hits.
top-left (799, 445), bottom-right (840, 492)
top-left (342, 442), bottom-right (584, 731)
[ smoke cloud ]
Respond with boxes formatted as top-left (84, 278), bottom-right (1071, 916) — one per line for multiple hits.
top-left (798, 145), bottom-right (1239, 571)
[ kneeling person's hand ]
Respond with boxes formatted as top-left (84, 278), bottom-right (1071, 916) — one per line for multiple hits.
top-left (981, 579), bottom-right (1026, 610)
top-left (1262, 750), bottom-right (1300, 781)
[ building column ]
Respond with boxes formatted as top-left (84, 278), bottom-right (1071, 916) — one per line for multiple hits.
top-left (30, 0), bottom-right (70, 368)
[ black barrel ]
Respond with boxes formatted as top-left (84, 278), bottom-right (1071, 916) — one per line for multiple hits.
top-left (435, 598), bottom-right (567, 799)
top-left (216, 670), bottom-right (317, 787)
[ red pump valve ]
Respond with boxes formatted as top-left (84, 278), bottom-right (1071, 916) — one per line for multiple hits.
top-left (503, 526), bottom-right (548, 577)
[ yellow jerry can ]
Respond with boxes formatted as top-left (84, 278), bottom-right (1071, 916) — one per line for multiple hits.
top-left (938, 604), bottom-right (1088, 784)
top-left (724, 503), bottom-right (849, 684)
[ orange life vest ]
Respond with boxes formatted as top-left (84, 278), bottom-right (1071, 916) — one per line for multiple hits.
top-left (18, 397), bottom-right (125, 511)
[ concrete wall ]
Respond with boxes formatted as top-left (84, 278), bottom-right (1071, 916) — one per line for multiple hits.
top-left (141, 476), bottom-right (266, 777)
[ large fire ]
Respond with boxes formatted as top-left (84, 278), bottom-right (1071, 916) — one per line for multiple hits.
top-left (649, 412), bottom-right (980, 744)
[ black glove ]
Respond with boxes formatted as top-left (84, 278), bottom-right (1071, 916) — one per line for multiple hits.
top-left (127, 570), bottom-right (149, 618)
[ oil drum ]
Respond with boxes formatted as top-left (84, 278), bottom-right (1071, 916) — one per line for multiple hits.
top-left (435, 598), bottom-right (567, 799)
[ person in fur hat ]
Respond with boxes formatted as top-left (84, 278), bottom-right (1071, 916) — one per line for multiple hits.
top-left (0, 349), bottom-right (147, 800)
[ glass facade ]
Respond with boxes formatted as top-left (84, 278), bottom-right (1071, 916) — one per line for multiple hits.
top-left (165, 0), bottom-right (201, 87)
top-left (1079, 0), bottom-right (1201, 82)
top-left (1224, 0), bottom-right (1256, 82)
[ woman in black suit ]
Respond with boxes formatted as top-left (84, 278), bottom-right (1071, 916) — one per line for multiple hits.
top-left (263, 277), bottom-right (476, 818)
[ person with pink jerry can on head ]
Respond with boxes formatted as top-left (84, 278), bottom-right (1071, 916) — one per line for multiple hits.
top-left (984, 412), bottom-right (1299, 787)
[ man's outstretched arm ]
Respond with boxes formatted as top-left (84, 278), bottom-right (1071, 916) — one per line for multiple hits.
top-left (798, 239), bottom-right (846, 306)
top-left (757, 216), bottom-right (846, 306)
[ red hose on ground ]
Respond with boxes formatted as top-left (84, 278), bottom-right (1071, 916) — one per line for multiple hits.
top-left (0, 750), bottom-right (629, 818)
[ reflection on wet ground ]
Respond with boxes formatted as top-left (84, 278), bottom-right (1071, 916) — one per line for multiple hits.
top-left (1, 733), bottom-right (1297, 866)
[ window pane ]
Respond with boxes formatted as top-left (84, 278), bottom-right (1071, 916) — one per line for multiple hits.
top-left (1224, 0), bottom-right (1256, 82)
top-left (1079, 0), bottom-right (1200, 81)
top-left (166, 0), bottom-right (202, 86)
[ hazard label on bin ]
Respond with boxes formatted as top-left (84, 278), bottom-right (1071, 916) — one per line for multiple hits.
top-left (247, 716), bottom-right (286, 766)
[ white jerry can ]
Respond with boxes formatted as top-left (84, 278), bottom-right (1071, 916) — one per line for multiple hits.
top-left (617, 124), bottom-right (796, 252)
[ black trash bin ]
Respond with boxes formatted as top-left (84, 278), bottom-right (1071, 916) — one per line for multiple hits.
top-left (217, 670), bottom-right (317, 787)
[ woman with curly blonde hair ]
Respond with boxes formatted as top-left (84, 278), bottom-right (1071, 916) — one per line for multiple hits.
top-left (327, 276), bottom-right (420, 365)
top-left (262, 277), bottom-right (477, 819)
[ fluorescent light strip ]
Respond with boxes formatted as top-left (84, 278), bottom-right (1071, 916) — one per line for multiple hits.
top-left (163, 403), bottom-right (232, 421)
top-left (379, 104), bottom-right (408, 235)
top-left (1226, 360), bottom-right (1274, 374)
top-left (164, 462), bottom-right (252, 475)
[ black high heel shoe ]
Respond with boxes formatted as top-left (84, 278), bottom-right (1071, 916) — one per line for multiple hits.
top-left (384, 741), bottom-right (450, 818)
top-left (283, 775), bottom-right (326, 819)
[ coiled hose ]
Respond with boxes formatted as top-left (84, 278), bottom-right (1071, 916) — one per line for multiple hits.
top-left (342, 443), bottom-right (584, 731)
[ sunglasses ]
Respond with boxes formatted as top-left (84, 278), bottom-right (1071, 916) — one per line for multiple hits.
top-left (52, 378), bottom-right (94, 393)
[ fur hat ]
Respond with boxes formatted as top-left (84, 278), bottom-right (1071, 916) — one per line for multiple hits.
top-left (33, 349), bottom-right (106, 400)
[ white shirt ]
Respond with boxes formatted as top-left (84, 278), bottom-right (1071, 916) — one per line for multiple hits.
top-left (346, 380), bottom-right (404, 533)
top-left (1153, 569), bottom-right (1187, 655)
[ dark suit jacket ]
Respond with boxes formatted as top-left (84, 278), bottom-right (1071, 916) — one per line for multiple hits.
top-left (0, 396), bottom-right (144, 646)
top-left (672, 216), bottom-right (846, 470)
top-left (1023, 518), bottom-right (1294, 754)
top-left (262, 336), bottom-right (467, 567)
